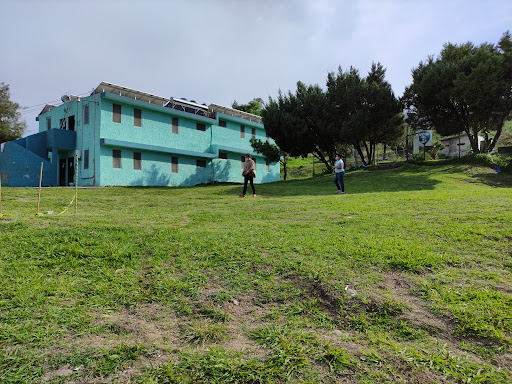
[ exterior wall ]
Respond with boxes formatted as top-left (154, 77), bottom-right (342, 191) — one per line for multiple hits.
top-left (5, 85), bottom-right (280, 187)
top-left (0, 141), bottom-right (56, 187)
top-left (439, 135), bottom-right (485, 157)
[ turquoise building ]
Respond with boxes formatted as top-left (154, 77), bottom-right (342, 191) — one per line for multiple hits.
top-left (0, 82), bottom-right (280, 187)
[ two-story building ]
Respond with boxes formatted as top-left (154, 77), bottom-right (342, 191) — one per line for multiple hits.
top-left (0, 82), bottom-right (280, 187)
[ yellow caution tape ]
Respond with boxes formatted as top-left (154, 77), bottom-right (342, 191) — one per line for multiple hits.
top-left (56, 194), bottom-right (77, 216)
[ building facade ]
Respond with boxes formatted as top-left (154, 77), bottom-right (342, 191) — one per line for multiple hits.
top-left (0, 82), bottom-right (280, 187)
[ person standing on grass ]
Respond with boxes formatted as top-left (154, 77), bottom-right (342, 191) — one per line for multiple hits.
top-left (332, 153), bottom-right (345, 194)
top-left (240, 153), bottom-right (256, 197)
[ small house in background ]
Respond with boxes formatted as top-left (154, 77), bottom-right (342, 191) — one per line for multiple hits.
top-left (439, 134), bottom-right (485, 158)
top-left (0, 82), bottom-right (280, 187)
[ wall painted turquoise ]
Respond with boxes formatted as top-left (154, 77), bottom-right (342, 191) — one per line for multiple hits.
top-left (26, 87), bottom-right (280, 188)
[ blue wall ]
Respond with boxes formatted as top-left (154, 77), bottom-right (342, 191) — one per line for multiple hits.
top-left (0, 141), bottom-right (56, 187)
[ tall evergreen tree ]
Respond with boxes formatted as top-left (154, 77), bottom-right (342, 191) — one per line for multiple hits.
top-left (404, 31), bottom-right (512, 152)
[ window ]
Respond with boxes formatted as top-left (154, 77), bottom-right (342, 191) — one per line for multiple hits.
top-left (266, 161), bottom-right (270, 172)
top-left (219, 120), bottom-right (227, 127)
top-left (196, 159), bottom-right (206, 168)
top-left (113, 149), bottom-right (121, 168)
top-left (172, 117), bottom-right (179, 134)
top-left (60, 118), bottom-right (66, 130)
top-left (219, 152), bottom-right (227, 160)
top-left (113, 104), bottom-right (121, 123)
top-left (84, 149), bottom-right (89, 170)
top-left (134, 108), bottom-right (141, 127)
top-left (241, 156), bottom-right (245, 169)
top-left (46, 117), bottom-right (51, 130)
top-left (196, 123), bottom-right (206, 131)
top-left (84, 105), bottom-right (89, 125)
top-left (240, 125), bottom-right (245, 139)
top-left (172, 157), bottom-right (178, 173)
top-left (68, 116), bottom-right (75, 131)
top-left (251, 127), bottom-right (256, 136)
top-left (133, 152), bottom-right (141, 170)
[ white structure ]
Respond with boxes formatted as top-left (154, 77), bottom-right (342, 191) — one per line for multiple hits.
top-left (439, 134), bottom-right (485, 158)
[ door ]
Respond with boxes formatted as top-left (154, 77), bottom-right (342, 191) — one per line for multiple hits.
top-left (67, 157), bottom-right (75, 186)
top-left (59, 159), bottom-right (66, 186)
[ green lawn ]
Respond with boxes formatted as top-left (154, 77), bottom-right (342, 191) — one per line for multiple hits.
top-left (1, 163), bottom-right (511, 383)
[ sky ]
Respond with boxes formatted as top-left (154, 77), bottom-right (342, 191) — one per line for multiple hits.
top-left (1, 0), bottom-right (511, 137)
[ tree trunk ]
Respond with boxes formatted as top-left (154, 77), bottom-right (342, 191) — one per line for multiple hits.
top-left (354, 143), bottom-right (368, 165)
top-left (281, 159), bottom-right (287, 181)
top-left (466, 128), bottom-right (481, 153)
top-left (313, 148), bottom-right (332, 171)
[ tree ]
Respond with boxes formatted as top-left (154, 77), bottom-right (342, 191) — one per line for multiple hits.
top-left (327, 63), bottom-right (402, 165)
top-left (261, 82), bottom-right (337, 171)
top-left (249, 136), bottom-right (289, 180)
top-left (0, 83), bottom-right (26, 142)
top-left (404, 31), bottom-right (512, 153)
top-left (232, 98), bottom-right (265, 116)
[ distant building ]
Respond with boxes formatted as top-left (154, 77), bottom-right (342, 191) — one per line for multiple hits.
top-left (0, 82), bottom-right (279, 187)
top-left (439, 134), bottom-right (485, 158)
top-left (412, 131), bottom-right (484, 157)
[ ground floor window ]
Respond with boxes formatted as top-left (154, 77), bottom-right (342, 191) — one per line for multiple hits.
top-left (113, 149), bottom-right (121, 168)
top-left (196, 159), bottom-right (206, 168)
top-left (266, 161), bottom-right (270, 172)
top-left (172, 156), bottom-right (178, 173)
top-left (133, 152), bottom-right (141, 170)
top-left (84, 149), bottom-right (89, 170)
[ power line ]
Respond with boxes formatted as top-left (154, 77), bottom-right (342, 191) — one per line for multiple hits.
top-left (18, 91), bottom-right (92, 114)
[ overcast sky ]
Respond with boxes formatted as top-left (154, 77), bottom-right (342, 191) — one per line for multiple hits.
top-left (1, 0), bottom-right (511, 137)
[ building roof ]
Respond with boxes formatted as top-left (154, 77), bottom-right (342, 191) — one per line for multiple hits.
top-left (92, 81), bottom-right (170, 106)
top-left (209, 103), bottom-right (262, 124)
top-left (38, 104), bottom-right (57, 116)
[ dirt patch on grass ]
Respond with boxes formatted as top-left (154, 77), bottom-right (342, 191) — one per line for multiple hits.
top-left (380, 272), bottom-right (453, 339)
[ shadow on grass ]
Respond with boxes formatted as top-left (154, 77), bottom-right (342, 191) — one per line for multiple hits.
top-left (217, 165), bottom-right (443, 198)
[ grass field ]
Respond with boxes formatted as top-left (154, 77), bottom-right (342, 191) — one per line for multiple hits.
top-left (1, 163), bottom-right (511, 383)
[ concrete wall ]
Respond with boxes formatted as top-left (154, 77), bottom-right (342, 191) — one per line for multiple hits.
top-left (0, 141), bottom-right (56, 187)
top-left (7, 88), bottom-right (281, 188)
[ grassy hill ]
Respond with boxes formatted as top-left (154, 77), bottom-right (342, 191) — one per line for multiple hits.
top-left (1, 163), bottom-right (511, 383)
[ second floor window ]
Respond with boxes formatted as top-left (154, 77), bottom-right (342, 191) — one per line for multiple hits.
top-left (46, 117), bottom-right (51, 130)
top-left (240, 125), bottom-right (245, 139)
top-left (172, 117), bottom-right (179, 134)
top-left (134, 109), bottom-right (141, 127)
top-left (84, 104), bottom-right (89, 125)
top-left (113, 104), bottom-right (122, 123)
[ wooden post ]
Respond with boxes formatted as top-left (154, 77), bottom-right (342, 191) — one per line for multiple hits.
top-left (37, 162), bottom-right (43, 216)
top-left (75, 154), bottom-right (78, 215)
